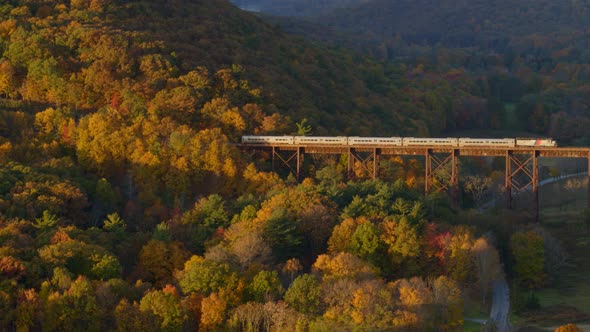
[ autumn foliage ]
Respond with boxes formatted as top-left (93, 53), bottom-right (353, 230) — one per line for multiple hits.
top-left (0, 0), bottom-right (566, 330)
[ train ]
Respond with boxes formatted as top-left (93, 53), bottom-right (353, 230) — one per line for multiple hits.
top-left (241, 136), bottom-right (557, 147)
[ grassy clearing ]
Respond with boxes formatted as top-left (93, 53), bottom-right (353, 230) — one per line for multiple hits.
top-left (464, 305), bottom-right (489, 321)
top-left (464, 320), bottom-right (483, 332)
top-left (516, 177), bottom-right (590, 327)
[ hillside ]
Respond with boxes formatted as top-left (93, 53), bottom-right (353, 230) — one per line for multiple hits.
top-left (0, 0), bottom-right (486, 137)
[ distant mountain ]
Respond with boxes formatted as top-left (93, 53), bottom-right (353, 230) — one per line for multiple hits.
top-left (230, 0), bottom-right (369, 17)
top-left (322, 0), bottom-right (590, 49)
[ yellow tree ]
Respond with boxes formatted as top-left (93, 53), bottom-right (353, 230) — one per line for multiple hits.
top-left (0, 60), bottom-right (16, 97)
top-left (242, 163), bottom-right (285, 195)
top-left (15, 289), bottom-right (39, 331)
top-left (135, 239), bottom-right (190, 286)
top-left (114, 299), bottom-right (160, 332)
top-left (200, 292), bottom-right (227, 331)
top-left (76, 108), bottom-right (128, 176)
top-left (472, 237), bottom-right (501, 307)
top-left (555, 324), bottom-right (584, 332)
top-left (446, 227), bottom-right (475, 284)
top-left (349, 279), bottom-right (396, 330)
top-left (431, 276), bottom-right (463, 330)
top-left (380, 217), bottom-right (421, 267)
top-left (189, 128), bottom-right (242, 194)
top-left (392, 277), bottom-right (432, 329)
top-left (313, 252), bottom-right (378, 282)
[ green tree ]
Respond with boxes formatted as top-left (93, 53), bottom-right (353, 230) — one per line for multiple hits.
top-left (33, 210), bottom-right (59, 229)
top-left (349, 222), bottom-right (381, 263)
top-left (262, 208), bottom-right (303, 261)
top-left (42, 276), bottom-right (101, 332)
top-left (295, 118), bottom-right (312, 136)
top-left (103, 213), bottom-right (125, 233)
top-left (39, 240), bottom-right (122, 280)
top-left (380, 217), bottom-right (421, 265)
top-left (246, 270), bottom-right (284, 302)
top-left (511, 231), bottom-right (545, 288)
top-left (177, 195), bottom-right (230, 252)
top-left (139, 287), bottom-right (186, 331)
top-left (90, 253), bottom-right (122, 280)
top-left (96, 178), bottom-right (118, 211)
top-left (176, 255), bottom-right (233, 295)
top-left (328, 217), bottom-right (366, 253)
top-left (284, 274), bottom-right (321, 315)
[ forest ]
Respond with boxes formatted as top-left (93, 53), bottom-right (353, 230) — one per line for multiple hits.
top-left (0, 0), bottom-right (586, 331)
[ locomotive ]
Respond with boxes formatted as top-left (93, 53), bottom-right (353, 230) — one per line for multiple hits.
top-left (241, 136), bottom-right (557, 147)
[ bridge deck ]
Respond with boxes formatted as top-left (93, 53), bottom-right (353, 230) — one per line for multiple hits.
top-left (236, 143), bottom-right (590, 158)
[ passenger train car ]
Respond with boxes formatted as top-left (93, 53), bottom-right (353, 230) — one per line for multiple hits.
top-left (241, 136), bottom-right (557, 147)
top-left (348, 137), bottom-right (403, 146)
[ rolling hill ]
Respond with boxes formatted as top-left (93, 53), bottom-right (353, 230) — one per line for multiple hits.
top-left (322, 0), bottom-right (590, 49)
top-left (230, 0), bottom-right (368, 17)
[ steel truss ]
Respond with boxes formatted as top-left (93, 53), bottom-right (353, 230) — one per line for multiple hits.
top-left (271, 147), bottom-right (304, 181)
top-left (347, 148), bottom-right (380, 179)
top-left (425, 149), bottom-right (459, 207)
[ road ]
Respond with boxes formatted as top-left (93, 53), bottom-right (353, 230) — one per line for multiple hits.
top-left (489, 277), bottom-right (510, 332)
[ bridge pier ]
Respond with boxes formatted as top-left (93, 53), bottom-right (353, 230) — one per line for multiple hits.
top-left (451, 149), bottom-right (459, 209)
top-left (588, 152), bottom-right (590, 209)
top-left (533, 151), bottom-right (539, 222)
top-left (425, 149), bottom-right (459, 208)
top-left (505, 150), bottom-right (539, 222)
top-left (297, 147), bottom-right (304, 181)
top-left (505, 151), bottom-right (512, 209)
top-left (347, 148), bottom-right (380, 180)
top-left (374, 148), bottom-right (380, 179)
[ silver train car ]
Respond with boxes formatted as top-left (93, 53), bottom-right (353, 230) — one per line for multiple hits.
top-left (242, 136), bottom-right (294, 145)
top-left (403, 137), bottom-right (459, 146)
top-left (348, 137), bottom-right (402, 146)
top-left (293, 136), bottom-right (348, 145)
top-left (241, 136), bottom-right (557, 147)
top-left (458, 138), bottom-right (515, 147)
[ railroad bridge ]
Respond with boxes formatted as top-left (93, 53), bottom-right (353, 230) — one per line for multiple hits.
top-left (238, 142), bottom-right (590, 221)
